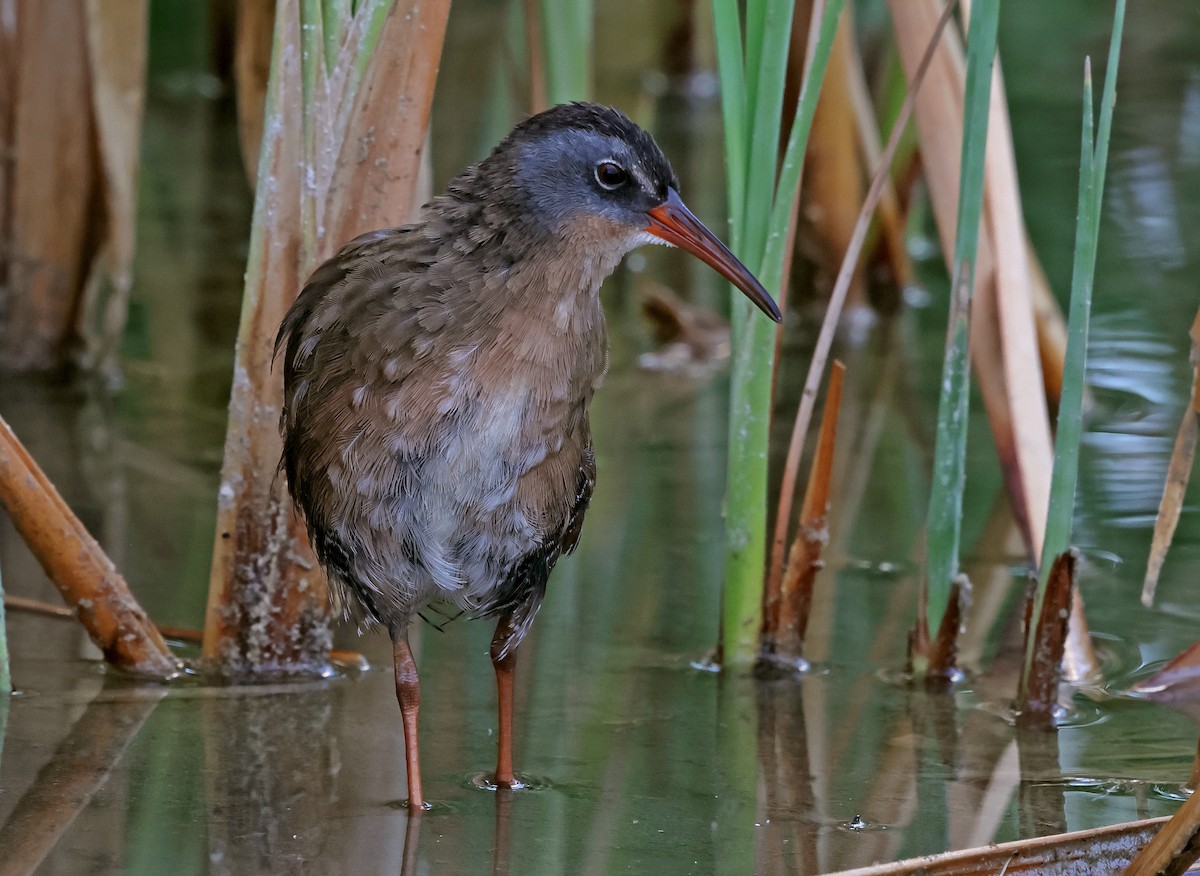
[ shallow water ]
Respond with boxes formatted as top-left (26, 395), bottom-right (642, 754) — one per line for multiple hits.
top-left (3, 1), bottom-right (1200, 874)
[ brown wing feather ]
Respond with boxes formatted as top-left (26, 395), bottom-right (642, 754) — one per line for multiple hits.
top-left (486, 445), bottom-right (596, 658)
top-left (274, 211), bottom-right (606, 639)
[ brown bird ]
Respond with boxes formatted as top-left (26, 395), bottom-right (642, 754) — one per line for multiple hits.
top-left (275, 102), bottom-right (779, 810)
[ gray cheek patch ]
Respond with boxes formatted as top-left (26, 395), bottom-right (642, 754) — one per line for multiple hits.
top-left (514, 131), bottom-right (659, 234)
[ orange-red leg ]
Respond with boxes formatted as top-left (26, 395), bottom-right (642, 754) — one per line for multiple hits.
top-left (490, 617), bottom-right (518, 788)
top-left (392, 634), bottom-right (425, 810)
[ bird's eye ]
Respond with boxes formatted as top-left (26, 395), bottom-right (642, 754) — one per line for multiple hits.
top-left (594, 161), bottom-right (629, 191)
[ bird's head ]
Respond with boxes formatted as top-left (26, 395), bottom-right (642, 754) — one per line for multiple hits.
top-left (482, 103), bottom-right (781, 323)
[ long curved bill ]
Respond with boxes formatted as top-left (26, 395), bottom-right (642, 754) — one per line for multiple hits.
top-left (646, 188), bottom-right (782, 323)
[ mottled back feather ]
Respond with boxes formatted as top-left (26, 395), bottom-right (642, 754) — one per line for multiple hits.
top-left (275, 103), bottom-right (675, 650)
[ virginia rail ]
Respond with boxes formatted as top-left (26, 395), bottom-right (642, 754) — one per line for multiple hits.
top-left (275, 103), bottom-right (779, 810)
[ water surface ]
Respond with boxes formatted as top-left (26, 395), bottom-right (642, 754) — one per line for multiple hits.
top-left (2, 2), bottom-right (1200, 873)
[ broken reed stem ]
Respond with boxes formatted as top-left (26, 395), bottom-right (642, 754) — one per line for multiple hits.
top-left (0, 415), bottom-right (179, 679)
top-left (764, 0), bottom-right (958, 630)
top-left (926, 574), bottom-right (969, 684)
top-left (1017, 549), bottom-right (1076, 731)
top-left (763, 360), bottom-right (845, 665)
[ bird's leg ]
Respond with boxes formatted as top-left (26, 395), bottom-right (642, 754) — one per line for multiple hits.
top-left (490, 615), bottom-right (519, 789)
top-left (392, 633), bottom-right (425, 810)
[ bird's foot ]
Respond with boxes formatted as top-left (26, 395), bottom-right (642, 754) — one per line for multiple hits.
top-left (387, 797), bottom-right (435, 813)
top-left (467, 771), bottom-right (548, 793)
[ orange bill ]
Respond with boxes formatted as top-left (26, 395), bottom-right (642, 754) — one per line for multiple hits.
top-left (646, 188), bottom-right (782, 323)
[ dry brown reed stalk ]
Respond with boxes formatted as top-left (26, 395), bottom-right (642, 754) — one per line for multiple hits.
top-left (202, 0), bottom-right (450, 676)
top-left (1126, 785), bottom-right (1200, 876)
top-left (981, 62), bottom-right (1053, 552)
top-left (1142, 305), bottom-right (1200, 607)
top-left (1016, 548), bottom-right (1075, 730)
top-left (1, 3), bottom-right (93, 370)
top-left (1027, 234), bottom-right (1068, 408)
top-left (1130, 640), bottom-right (1200, 701)
top-left (75, 0), bottom-right (149, 374)
top-left (795, 7), bottom-right (869, 308)
top-left (1059, 586), bottom-right (1098, 683)
top-left (762, 360), bottom-right (844, 667)
top-left (524, 0), bottom-right (548, 113)
top-left (1, 594), bottom-right (73, 618)
top-left (0, 0), bottom-right (147, 375)
top-left (0, 416), bottom-right (179, 678)
top-left (233, 0), bottom-right (276, 187)
top-left (826, 816), bottom-right (1171, 876)
top-left (845, 35), bottom-right (913, 291)
top-left (764, 0), bottom-right (957, 641)
top-left (0, 686), bottom-right (166, 876)
top-left (805, 331), bottom-right (902, 664)
top-left (787, 5), bottom-right (914, 301)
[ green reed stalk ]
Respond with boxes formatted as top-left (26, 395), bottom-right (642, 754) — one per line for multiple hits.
top-left (320, 0), bottom-right (348, 70)
top-left (299, 0), bottom-right (393, 259)
top-left (715, 0), bottom-right (846, 664)
top-left (342, 2), bottom-right (392, 108)
top-left (920, 0), bottom-right (1000, 649)
top-left (1020, 0), bottom-right (1125, 698)
top-left (540, 0), bottom-right (592, 103)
